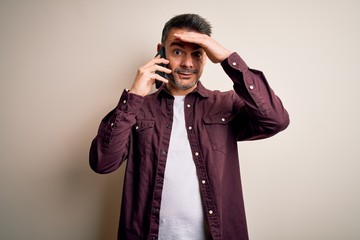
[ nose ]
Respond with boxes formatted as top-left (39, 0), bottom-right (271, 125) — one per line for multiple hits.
top-left (180, 53), bottom-right (193, 68)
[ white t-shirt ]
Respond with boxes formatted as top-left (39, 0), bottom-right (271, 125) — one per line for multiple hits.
top-left (158, 96), bottom-right (207, 240)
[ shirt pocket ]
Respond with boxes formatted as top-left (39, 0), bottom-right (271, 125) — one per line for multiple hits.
top-left (133, 119), bottom-right (155, 153)
top-left (203, 112), bottom-right (234, 153)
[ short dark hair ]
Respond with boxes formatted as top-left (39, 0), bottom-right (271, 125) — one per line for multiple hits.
top-left (161, 13), bottom-right (212, 44)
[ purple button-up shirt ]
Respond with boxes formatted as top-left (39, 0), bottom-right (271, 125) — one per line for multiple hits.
top-left (89, 52), bottom-right (289, 240)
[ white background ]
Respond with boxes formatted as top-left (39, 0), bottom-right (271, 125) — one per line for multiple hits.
top-left (1, 0), bottom-right (359, 239)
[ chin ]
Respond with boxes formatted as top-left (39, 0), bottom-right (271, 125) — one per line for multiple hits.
top-left (172, 79), bottom-right (198, 90)
top-left (170, 73), bottom-right (195, 87)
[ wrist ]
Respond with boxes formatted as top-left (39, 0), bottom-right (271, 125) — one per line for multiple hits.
top-left (220, 49), bottom-right (232, 62)
top-left (129, 87), bottom-right (147, 97)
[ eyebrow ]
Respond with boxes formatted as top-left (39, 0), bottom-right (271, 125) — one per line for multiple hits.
top-left (170, 42), bottom-right (185, 48)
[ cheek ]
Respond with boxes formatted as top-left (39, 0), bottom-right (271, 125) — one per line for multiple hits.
top-left (195, 60), bottom-right (205, 71)
top-left (195, 56), bottom-right (205, 66)
top-left (167, 58), bottom-right (180, 70)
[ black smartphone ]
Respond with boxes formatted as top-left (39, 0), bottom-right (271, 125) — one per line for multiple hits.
top-left (155, 47), bottom-right (167, 89)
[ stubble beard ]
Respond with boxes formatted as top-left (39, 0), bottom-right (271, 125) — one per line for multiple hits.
top-left (168, 68), bottom-right (200, 90)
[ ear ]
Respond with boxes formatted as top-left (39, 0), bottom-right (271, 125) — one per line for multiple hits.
top-left (157, 43), bottom-right (163, 52)
top-left (203, 52), bottom-right (208, 64)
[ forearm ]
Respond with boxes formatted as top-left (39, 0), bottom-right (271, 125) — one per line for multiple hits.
top-left (222, 52), bottom-right (290, 139)
top-left (89, 90), bottom-right (144, 173)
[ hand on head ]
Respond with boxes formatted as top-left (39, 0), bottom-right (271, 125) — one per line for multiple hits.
top-left (173, 32), bottom-right (232, 63)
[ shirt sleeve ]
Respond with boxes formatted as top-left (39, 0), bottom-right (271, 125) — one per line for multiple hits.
top-left (221, 52), bottom-right (290, 140)
top-left (89, 89), bottom-right (144, 173)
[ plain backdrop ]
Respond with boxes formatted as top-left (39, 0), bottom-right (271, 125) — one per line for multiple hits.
top-left (1, 0), bottom-right (359, 239)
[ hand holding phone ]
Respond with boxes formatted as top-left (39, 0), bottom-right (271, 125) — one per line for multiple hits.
top-left (129, 48), bottom-right (169, 96)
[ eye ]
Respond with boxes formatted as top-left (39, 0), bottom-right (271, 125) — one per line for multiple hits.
top-left (192, 51), bottom-right (202, 58)
top-left (173, 49), bottom-right (183, 56)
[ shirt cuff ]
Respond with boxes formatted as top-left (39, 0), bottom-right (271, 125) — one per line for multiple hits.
top-left (221, 52), bottom-right (249, 72)
top-left (117, 89), bottom-right (144, 114)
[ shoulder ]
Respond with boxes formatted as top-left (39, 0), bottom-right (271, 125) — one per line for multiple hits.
top-left (206, 88), bottom-right (240, 103)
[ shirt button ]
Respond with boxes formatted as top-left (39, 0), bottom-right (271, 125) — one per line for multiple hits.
top-left (187, 104), bottom-right (191, 108)
top-left (110, 122), bottom-right (115, 127)
top-left (249, 85), bottom-right (254, 90)
top-left (135, 125), bottom-right (139, 130)
top-left (161, 150), bottom-right (167, 156)
top-left (209, 210), bottom-right (214, 215)
top-left (201, 180), bottom-right (206, 184)
top-left (195, 152), bottom-right (199, 156)
top-left (221, 118), bottom-right (225, 122)
top-left (232, 62), bottom-right (237, 66)
top-left (123, 100), bottom-right (127, 104)
top-left (188, 126), bottom-right (192, 130)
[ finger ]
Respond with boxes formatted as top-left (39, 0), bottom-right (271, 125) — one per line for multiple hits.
top-left (154, 57), bottom-right (169, 65)
top-left (173, 32), bottom-right (205, 44)
top-left (142, 57), bottom-right (169, 69)
top-left (153, 64), bottom-right (172, 74)
top-left (152, 73), bottom-right (169, 83)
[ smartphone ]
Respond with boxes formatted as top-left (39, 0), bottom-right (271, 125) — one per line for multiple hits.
top-left (155, 47), bottom-right (167, 89)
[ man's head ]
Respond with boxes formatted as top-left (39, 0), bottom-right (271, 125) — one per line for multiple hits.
top-left (159, 14), bottom-right (213, 95)
top-left (161, 14), bottom-right (212, 44)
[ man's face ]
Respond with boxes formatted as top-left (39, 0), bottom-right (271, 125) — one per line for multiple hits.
top-left (163, 28), bottom-right (207, 93)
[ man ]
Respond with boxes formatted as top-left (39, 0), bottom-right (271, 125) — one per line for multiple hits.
top-left (90, 13), bottom-right (289, 240)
